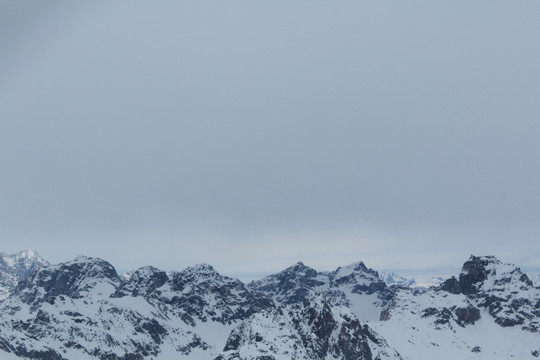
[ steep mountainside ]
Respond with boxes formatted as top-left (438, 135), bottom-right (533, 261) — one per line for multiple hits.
top-left (216, 293), bottom-right (402, 360)
top-left (0, 250), bottom-right (49, 300)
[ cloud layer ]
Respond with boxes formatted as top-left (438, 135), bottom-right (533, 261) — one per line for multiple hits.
top-left (1, 0), bottom-right (539, 275)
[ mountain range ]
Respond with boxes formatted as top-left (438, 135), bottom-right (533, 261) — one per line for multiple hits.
top-left (0, 250), bottom-right (538, 360)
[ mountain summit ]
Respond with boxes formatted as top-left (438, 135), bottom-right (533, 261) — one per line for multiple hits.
top-left (0, 249), bottom-right (49, 300)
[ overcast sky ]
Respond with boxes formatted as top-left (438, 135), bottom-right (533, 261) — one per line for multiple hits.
top-left (1, 0), bottom-right (539, 278)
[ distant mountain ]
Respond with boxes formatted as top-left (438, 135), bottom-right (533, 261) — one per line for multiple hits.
top-left (0, 252), bottom-right (539, 359)
top-left (378, 272), bottom-right (416, 287)
top-left (379, 272), bottom-right (444, 289)
top-left (0, 249), bottom-right (49, 300)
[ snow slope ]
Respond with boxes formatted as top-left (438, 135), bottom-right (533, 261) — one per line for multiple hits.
top-left (371, 287), bottom-right (540, 360)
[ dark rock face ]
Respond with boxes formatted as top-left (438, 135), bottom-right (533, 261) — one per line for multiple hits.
top-left (141, 319), bottom-right (168, 344)
top-left (420, 304), bottom-right (481, 329)
top-left (334, 322), bottom-right (374, 360)
top-left (458, 256), bottom-right (492, 295)
top-left (300, 296), bottom-right (338, 357)
top-left (421, 307), bottom-right (454, 327)
top-left (454, 306), bottom-right (481, 325)
top-left (439, 277), bottom-right (461, 295)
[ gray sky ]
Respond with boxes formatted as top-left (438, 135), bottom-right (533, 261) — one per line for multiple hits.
top-left (1, 0), bottom-right (539, 278)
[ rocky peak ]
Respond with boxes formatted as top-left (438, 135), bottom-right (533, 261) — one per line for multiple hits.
top-left (288, 261), bottom-right (314, 272)
top-left (0, 248), bottom-right (48, 270)
top-left (330, 262), bottom-right (382, 288)
top-left (174, 264), bottom-right (224, 286)
top-left (437, 255), bottom-right (540, 332)
top-left (270, 262), bottom-right (321, 282)
top-left (113, 266), bottom-right (169, 298)
top-left (0, 249), bottom-right (50, 300)
top-left (458, 255), bottom-right (533, 295)
top-left (247, 262), bottom-right (327, 305)
top-left (13, 256), bottom-right (121, 307)
top-left (149, 264), bottom-right (273, 326)
top-left (280, 262), bottom-right (321, 282)
top-left (327, 262), bottom-right (392, 309)
top-left (168, 264), bottom-right (239, 297)
top-left (248, 261), bottom-right (394, 322)
top-left (458, 255), bottom-right (497, 295)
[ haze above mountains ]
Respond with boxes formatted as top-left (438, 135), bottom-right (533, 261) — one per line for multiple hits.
top-left (2, 0), bottom-right (540, 279)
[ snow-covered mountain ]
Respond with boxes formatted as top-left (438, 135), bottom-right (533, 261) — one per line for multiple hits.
top-left (372, 255), bottom-right (540, 359)
top-left (216, 293), bottom-right (402, 360)
top-left (379, 272), bottom-right (445, 289)
top-left (0, 252), bottom-right (539, 359)
top-left (0, 256), bottom-right (398, 360)
top-left (248, 261), bottom-right (394, 321)
top-left (0, 249), bottom-right (49, 300)
top-left (0, 257), bottom-right (275, 359)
